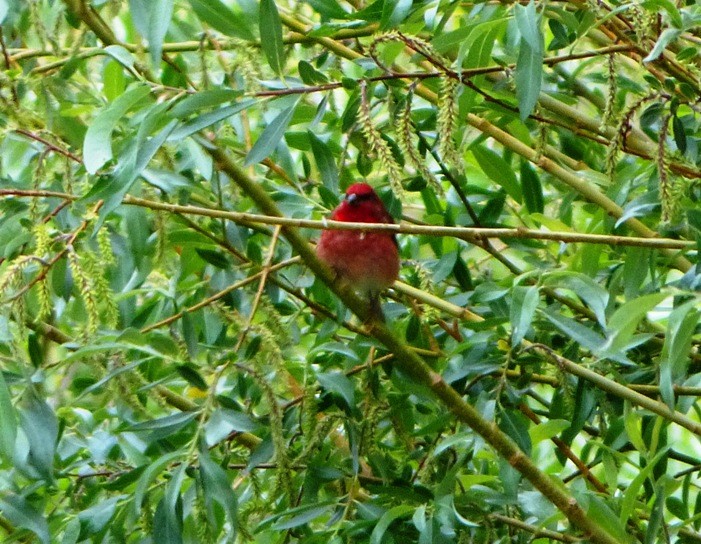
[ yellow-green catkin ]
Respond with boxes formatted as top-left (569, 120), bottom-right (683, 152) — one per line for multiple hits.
top-left (359, 81), bottom-right (404, 195)
top-left (397, 90), bottom-right (443, 194)
top-left (437, 76), bottom-right (462, 173)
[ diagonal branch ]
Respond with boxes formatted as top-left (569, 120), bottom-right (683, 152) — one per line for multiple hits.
top-left (203, 142), bottom-right (620, 544)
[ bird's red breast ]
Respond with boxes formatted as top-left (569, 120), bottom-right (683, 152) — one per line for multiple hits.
top-left (317, 183), bottom-right (400, 295)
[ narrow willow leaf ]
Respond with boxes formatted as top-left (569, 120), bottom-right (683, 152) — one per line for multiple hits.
top-left (77, 496), bottom-right (120, 535)
top-left (514, 41), bottom-right (542, 121)
top-left (472, 144), bottom-right (521, 202)
top-left (96, 119), bottom-right (177, 222)
top-left (0, 495), bottom-right (50, 544)
top-left (514, 0), bottom-right (540, 49)
top-left (83, 84), bottom-right (151, 174)
top-left (169, 99), bottom-right (257, 140)
top-left (188, 0), bottom-right (255, 40)
top-left (380, 0), bottom-right (412, 30)
top-left (606, 292), bottom-right (667, 353)
top-left (672, 115), bottom-right (687, 153)
top-left (370, 505), bottom-right (414, 544)
top-left (147, 0), bottom-right (174, 67)
top-left (498, 409), bottom-right (532, 455)
top-left (0, 371), bottom-right (17, 464)
top-left (520, 160), bottom-right (543, 213)
top-left (259, 0), bottom-right (285, 75)
top-left (133, 451), bottom-right (182, 514)
top-left (514, 1), bottom-right (543, 121)
top-left (200, 447), bottom-right (238, 535)
top-left (619, 446), bottom-right (670, 525)
top-left (272, 505), bottom-right (332, 530)
top-left (660, 301), bottom-right (699, 410)
top-left (529, 419), bottom-right (570, 444)
top-left (542, 309), bottom-right (606, 353)
top-left (104, 44), bottom-right (136, 70)
top-left (643, 28), bottom-right (681, 63)
top-left (19, 389), bottom-right (58, 482)
top-left (587, 496), bottom-right (634, 544)
top-left (170, 89), bottom-right (242, 119)
top-left (510, 285), bottom-right (539, 346)
top-left (317, 371), bottom-right (355, 409)
top-left (244, 101), bottom-right (299, 166)
top-left (308, 131), bottom-right (339, 193)
top-left (543, 272), bottom-right (609, 328)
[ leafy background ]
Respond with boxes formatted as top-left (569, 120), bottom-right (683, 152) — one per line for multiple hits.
top-left (0, 0), bottom-right (700, 542)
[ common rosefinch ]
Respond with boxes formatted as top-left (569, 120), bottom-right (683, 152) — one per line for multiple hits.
top-left (317, 183), bottom-right (400, 319)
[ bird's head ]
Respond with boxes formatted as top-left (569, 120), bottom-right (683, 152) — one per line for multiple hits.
top-left (333, 183), bottom-right (394, 224)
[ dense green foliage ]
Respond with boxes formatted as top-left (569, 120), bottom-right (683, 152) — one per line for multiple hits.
top-left (1, 0), bottom-right (700, 542)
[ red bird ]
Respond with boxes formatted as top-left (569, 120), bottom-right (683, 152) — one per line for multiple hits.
top-left (317, 183), bottom-right (400, 318)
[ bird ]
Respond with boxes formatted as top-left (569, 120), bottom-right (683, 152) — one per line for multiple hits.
top-left (316, 183), bottom-right (400, 320)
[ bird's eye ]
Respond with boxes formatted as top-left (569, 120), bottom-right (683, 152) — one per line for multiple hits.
top-left (346, 193), bottom-right (370, 205)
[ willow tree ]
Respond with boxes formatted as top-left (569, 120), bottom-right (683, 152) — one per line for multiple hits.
top-left (0, 0), bottom-right (700, 542)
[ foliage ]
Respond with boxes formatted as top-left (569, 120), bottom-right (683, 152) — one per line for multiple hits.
top-left (1, 0), bottom-right (700, 542)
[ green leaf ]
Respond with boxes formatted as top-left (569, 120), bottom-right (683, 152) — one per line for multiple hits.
top-left (298, 60), bottom-right (328, 85)
top-left (188, 0), bottom-right (255, 40)
top-left (95, 118), bottom-right (178, 221)
top-left (587, 495), bottom-right (633, 544)
top-left (529, 419), bottom-right (570, 444)
top-left (170, 89), bottom-right (243, 119)
top-left (259, 0), bottom-right (285, 75)
top-left (672, 115), bottom-right (686, 153)
top-left (19, 388), bottom-right (58, 481)
top-left (520, 160), bottom-right (543, 213)
top-left (245, 101), bottom-right (299, 166)
top-left (128, 411), bottom-right (198, 433)
top-left (83, 84), bottom-right (152, 174)
top-left (370, 505), bottom-right (414, 544)
top-left (498, 409), bottom-right (532, 455)
top-left (205, 409), bottom-right (259, 446)
top-left (175, 363), bottom-right (208, 390)
top-left (103, 60), bottom-right (126, 101)
top-left (606, 292), bottom-right (667, 353)
top-left (147, 0), bottom-right (174, 67)
top-left (257, 500), bottom-right (338, 531)
top-left (514, 41), bottom-right (542, 121)
top-left (542, 309), bottom-right (606, 353)
top-left (514, 1), bottom-right (543, 121)
top-left (620, 445), bottom-right (670, 525)
top-left (380, 0), bottom-right (412, 30)
top-left (510, 285), bottom-right (539, 346)
top-left (308, 131), bottom-right (339, 193)
top-left (199, 447), bottom-right (238, 535)
top-left (624, 402), bottom-right (646, 454)
top-left (153, 498), bottom-right (183, 543)
top-left (195, 247), bottom-right (230, 268)
top-left (643, 28), bottom-right (681, 63)
top-left (471, 144), bottom-right (521, 202)
top-left (659, 301), bottom-right (699, 410)
top-left (0, 371), bottom-right (17, 464)
top-left (622, 246), bottom-right (649, 300)
top-left (317, 371), bottom-right (355, 409)
top-left (104, 44), bottom-right (136, 71)
top-left (543, 272), bottom-right (609, 328)
top-left (133, 451), bottom-right (183, 514)
top-left (78, 496), bottom-right (120, 535)
top-left (272, 505), bottom-right (332, 530)
top-left (0, 495), bottom-right (50, 544)
top-left (168, 99), bottom-right (257, 141)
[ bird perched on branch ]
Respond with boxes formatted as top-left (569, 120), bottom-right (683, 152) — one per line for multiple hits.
top-left (317, 183), bottom-right (400, 320)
